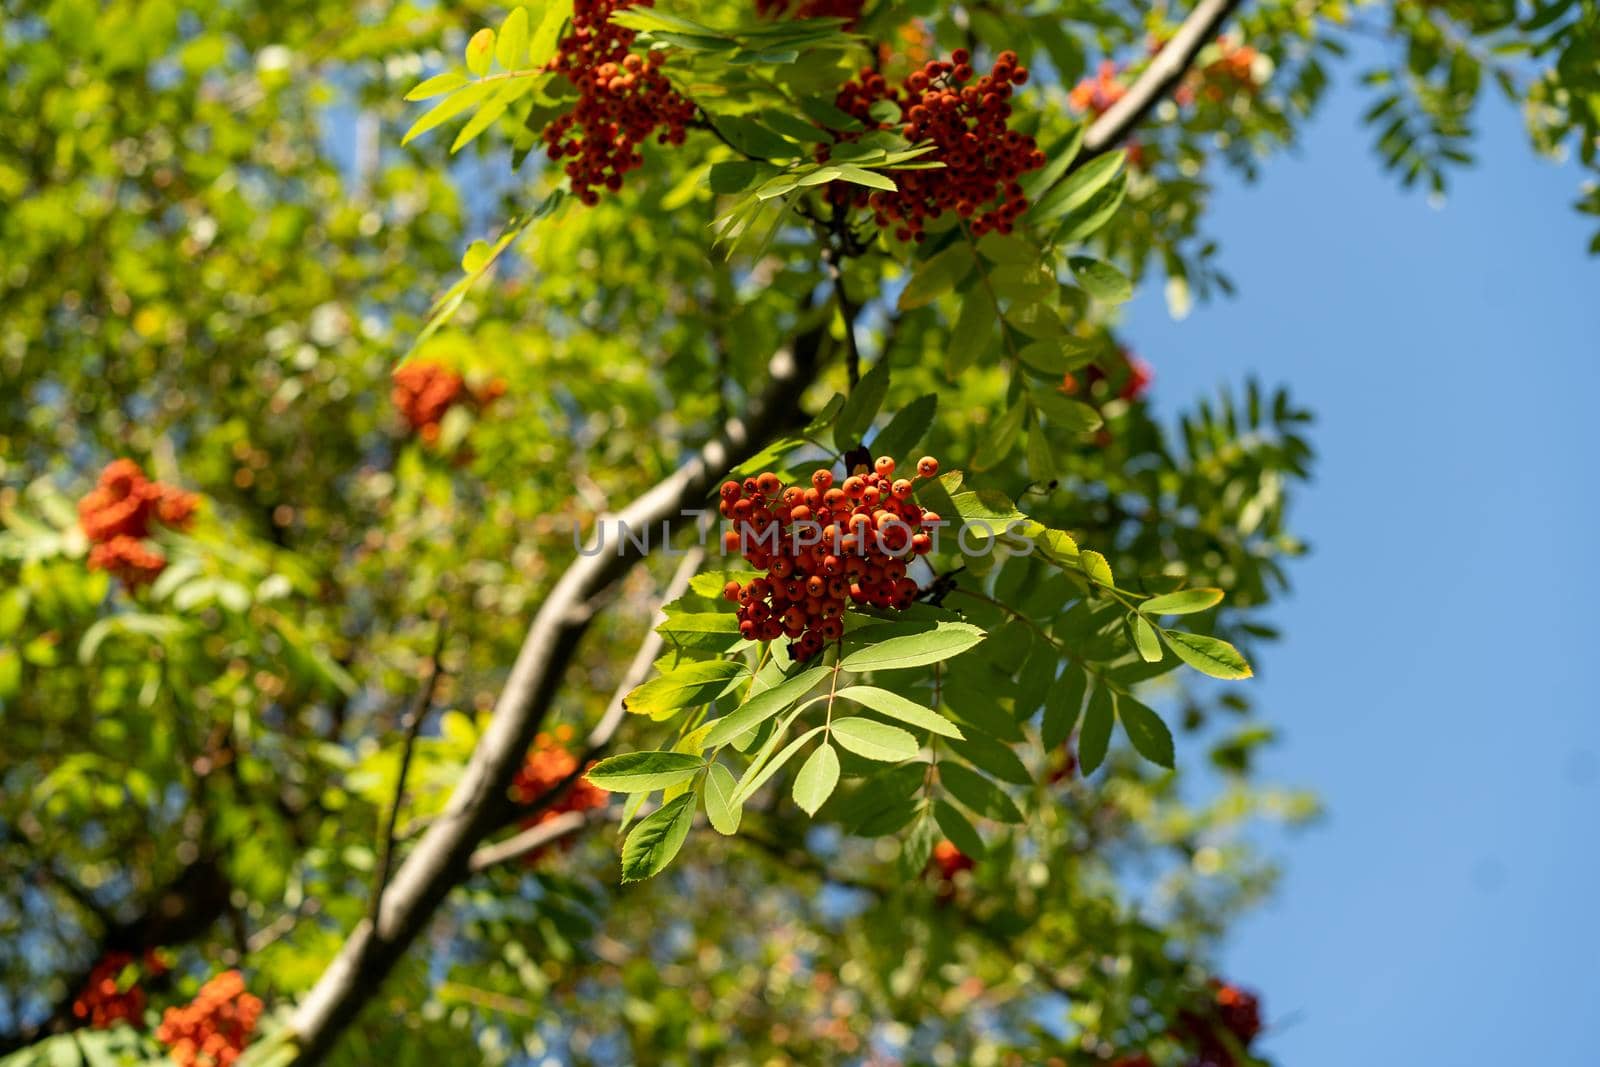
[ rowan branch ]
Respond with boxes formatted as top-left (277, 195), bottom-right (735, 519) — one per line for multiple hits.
top-left (1070, 0), bottom-right (1246, 174)
top-left (286, 324), bottom-right (827, 1064)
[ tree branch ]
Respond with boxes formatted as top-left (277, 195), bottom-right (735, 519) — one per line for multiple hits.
top-left (369, 626), bottom-right (447, 926)
top-left (1073, 0), bottom-right (1246, 171)
top-left (286, 325), bottom-right (827, 1063)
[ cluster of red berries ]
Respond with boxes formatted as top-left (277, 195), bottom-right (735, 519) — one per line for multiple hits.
top-left (754, 0), bottom-right (864, 24)
top-left (930, 839), bottom-right (975, 880)
top-left (717, 455), bottom-right (941, 662)
top-left (1069, 59), bottom-right (1128, 117)
top-left (542, 0), bottom-right (695, 205)
top-left (71, 950), bottom-right (168, 1030)
top-left (509, 727), bottom-right (610, 861)
top-left (1059, 348), bottom-right (1153, 403)
top-left (1146, 980), bottom-right (1262, 1067)
top-left (830, 51), bottom-right (1045, 239)
top-left (78, 459), bottom-right (198, 589)
top-left (391, 362), bottom-right (506, 446)
top-left (1197, 35), bottom-right (1262, 101)
top-left (155, 971), bottom-right (262, 1067)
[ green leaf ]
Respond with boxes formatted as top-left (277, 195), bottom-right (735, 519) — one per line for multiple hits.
top-left (1041, 664), bottom-right (1086, 749)
top-left (624, 659), bottom-right (745, 720)
top-left (402, 81), bottom-right (492, 146)
top-left (939, 762), bottom-right (1024, 823)
top-left (703, 664), bottom-right (828, 748)
top-left (869, 393), bottom-right (937, 462)
top-left (972, 401), bottom-right (1027, 471)
top-left (1079, 550), bottom-right (1113, 587)
top-left (836, 685), bottom-right (963, 739)
top-left (831, 717), bottom-right (920, 762)
top-left (1020, 123), bottom-right (1086, 199)
top-left (1029, 149), bottom-right (1122, 223)
top-left (655, 611), bottom-right (743, 651)
top-left (529, 0), bottom-right (574, 68)
top-left (933, 798), bottom-right (986, 858)
top-left (736, 722), bottom-right (822, 802)
top-left (947, 294), bottom-right (997, 376)
top-left (899, 812), bottom-right (939, 878)
top-left (712, 116), bottom-right (799, 160)
top-left (496, 7), bottom-right (529, 69)
top-left (835, 164), bottom-right (897, 191)
top-left (840, 621), bottom-right (986, 673)
top-left (1078, 685), bottom-right (1114, 775)
top-left (585, 750), bottom-right (704, 793)
top-left (1163, 630), bottom-right (1254, 680)
top-left (793, 741), bottom-right (840, 814)
top-left (406, 72), bottom-right (468, 101)
top-left (466, 27), bottom-right (495, 76)
top-left (1069, 256), bottom-right (1133, 304)
top-left (897, 244), bottom-right (975, 311)
top-left (832, 358), bottom-right (889, 449)
top-left (948, 732), bottom-right (1030, 785)
top-left (1140, 588), bottom-right (1225, 615)
top-left (1118, 695), bottom-right (1175, 769)
top-left (1032, 388), bottom-right (1104, 432)
top-left (450, 83), bottom-right (519, 153)
top-left (1055, 170), bottom-right (1128, 243)
top-left (620, 793), bottom-right (695, 882)
top-left (704, 762), bottom-right (742, 834)
top-left (761, 109), bottom-right (831, 144)
top-left (1130, 614), bottom-right (1163, 663)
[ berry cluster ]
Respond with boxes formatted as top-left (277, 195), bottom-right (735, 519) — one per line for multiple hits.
top-left (509, 727), bottom-right (610, 860)
top-left (391, 362), bottom-right (506, 446)
top-left (831, 52), bottom-right (1045, 239)
top-left (542, 0), bottom-right (695, 205)
top-left (71, 950), bottom-right (168, 1030)
top-left (1198, 35), bottom-right (1262, 100)
top-left (1059, 348), bottom-right (1153, 403)
top-left (1177, 980), bottom-right (1263, 1067)
top-left (930, 839), bottom-right (975, 880)
top-left (1069, 59), bottom-right (1128, 117)
top-left (755, 0), bottom-right (864, 25)
top-left (78, 459), bottom-right (198, 589)
top-left (717, 455), bottom-right (941, 662)
top-left (155, 971), bottom-right (262, 1067)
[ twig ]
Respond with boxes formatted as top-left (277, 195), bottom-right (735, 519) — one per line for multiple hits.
top-left (369, 625), bottom-right (448, 926)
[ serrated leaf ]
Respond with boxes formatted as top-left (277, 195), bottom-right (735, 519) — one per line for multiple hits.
top-left (972, 401), bottom-right (1027, 471)
top-left (704, 762), bottom-right (742, 834)
top-left (586, 750), bottom-right (704, 793)
top-left (793, 741), bottom-right (840, 814)
top-left (1029, 149), bottom-right (1122, 223)
top-left (703, 664), bottom-right (828, 748)
top-left (496, 8), bottom-right (529, 69)
top-left (655, 611), bottom-right (743, 651)
top-left (832, 358), bottom-right (889, 449)
top-left (529, 0), bottom-right (573, 68)
top-left (1080, 550), bottom-right (1113, 587)
top-left (406, 71), bottom-right (468, 101)
top-left (1032, 388), bottom-right (1103, 432)
top-left (1069, 256), bottom-right (1133, 304)
top-left (869, 393), bottom-right (937, 462)
top-left (831, 717), bottom-right (919, 762)
top-left (1163, 630), bottom-right (1253, 680)
top-left (1055, 170), bottom-right (1127, 243)
top-left (624, 659), bottom-right (745, 720)
top-left (1130, 614), bottom-right (1163, 663)
top-left (619, 793), bottom-right (695, 882)
top-left (899, 812), bottom-right (939, 878)
top-left (1042, 663), bottom-right (1086, 749)
top-left (836, 685), bottom-right (963, 739)
top-left (949, 731), bottom-right (1030, 785)
top-left (1140, 588), bottom-right (1225, 615)
top-left (1118, 695), bottom-right (1175, 769)
top-left (939, 762), bottom-right (1023, 823)
top-left (933, 798), bottom-right (986, 858)
top-left (1078, 685), bottom-right (1114, 775)
top-left (839, 621), bottom-right (985, 672)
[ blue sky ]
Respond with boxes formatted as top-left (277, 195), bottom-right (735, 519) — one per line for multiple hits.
top-left (1123, 69), bottom-right (1600, 1067)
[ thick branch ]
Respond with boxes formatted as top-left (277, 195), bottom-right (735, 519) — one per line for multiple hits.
top-left (1074, 0), bottom-right (1246, 170)
top-left (286, 328), bottom-right (826, 1063)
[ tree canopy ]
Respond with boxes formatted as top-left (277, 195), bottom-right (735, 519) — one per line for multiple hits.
top-left (1, 0), bottom-right (1595, 1064)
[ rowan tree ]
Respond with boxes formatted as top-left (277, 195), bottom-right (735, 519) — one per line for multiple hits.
top-left (2, 0), bottom-right (1596, 1064)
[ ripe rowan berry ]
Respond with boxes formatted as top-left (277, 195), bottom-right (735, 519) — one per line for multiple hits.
top-left (78, 460), bottom-right (199, 590)
top-left (828, 56), bottom-right (1043, 237)
top-left (155, 971), bottom-right (263, 1067)
top-left (916, 456), bottom-right (939, 478)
